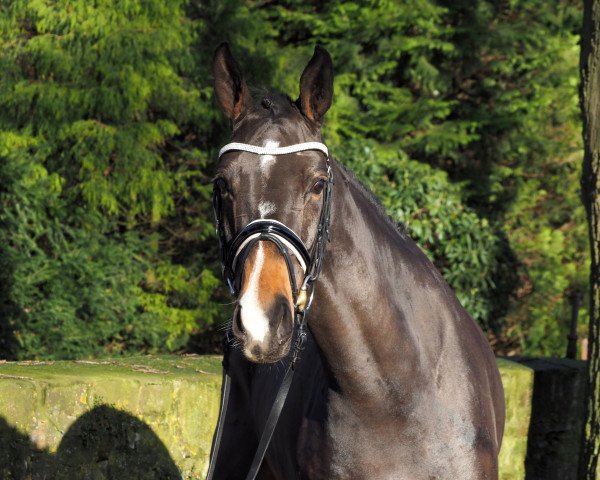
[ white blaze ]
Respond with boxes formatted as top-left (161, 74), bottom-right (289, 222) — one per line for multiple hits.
top-left (239, 139), bottom-right (281, 345)
top-left (238, 243), bottom-right (269, 343)
top-left (260, 140), bottom-right (279, 174)
top-left (258, 200), bottom-right (276, 218)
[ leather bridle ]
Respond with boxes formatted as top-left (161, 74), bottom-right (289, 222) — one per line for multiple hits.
top-left (213, 141), bottom-right (333, 315)
top-left (207, 141), bottom-right (333, 480)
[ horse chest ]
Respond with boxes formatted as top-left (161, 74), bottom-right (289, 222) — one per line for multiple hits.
top-left (294, 392), bottom-right (484, 480)
top-left (293, 395), bottom-right (404, 479)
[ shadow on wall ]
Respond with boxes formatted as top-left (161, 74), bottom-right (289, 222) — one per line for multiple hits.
top-left (0, 405), bottom-right (182, 479)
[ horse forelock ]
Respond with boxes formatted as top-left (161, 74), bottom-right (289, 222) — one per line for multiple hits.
top-left (240, 90), bottom-right (291, 119)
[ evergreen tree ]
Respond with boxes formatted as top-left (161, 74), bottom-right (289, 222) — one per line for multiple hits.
top-left (579, 0), bottom-right (600, 476)
top-left (0, 0), bottom-right (221, 358)
top-left (0, 1), bottom-right (587, 358)
top-left (439, 0), bottom-right (585, 354)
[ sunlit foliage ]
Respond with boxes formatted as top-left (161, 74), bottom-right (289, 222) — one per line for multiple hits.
top-left (0, 0), bottom-right (585, 358)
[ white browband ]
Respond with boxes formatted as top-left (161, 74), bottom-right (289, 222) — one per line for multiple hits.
top-left (218, 142), bottom-right (329, 159)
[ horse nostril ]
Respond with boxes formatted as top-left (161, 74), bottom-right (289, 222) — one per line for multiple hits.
top-left (270, 295), bottom-right (293, 345)
top-left (232, 305), bottom-right (245, 337)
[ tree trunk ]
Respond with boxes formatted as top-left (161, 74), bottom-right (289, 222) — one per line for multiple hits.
top-left (580, 0), bottom-right (600, 478)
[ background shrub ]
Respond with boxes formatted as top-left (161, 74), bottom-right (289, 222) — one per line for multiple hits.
top-left (0, 0), bottom-right (586, 359)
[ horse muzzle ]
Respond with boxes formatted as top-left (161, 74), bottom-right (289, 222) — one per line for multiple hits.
top-left (233, 241), bottom-right (298, 363)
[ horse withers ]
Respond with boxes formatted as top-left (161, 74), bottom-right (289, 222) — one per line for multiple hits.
top-left (208, 43), bottom-right (505, 480)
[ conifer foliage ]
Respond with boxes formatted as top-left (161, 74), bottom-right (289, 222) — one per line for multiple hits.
top-left (0, 1), bottom-right (220, 358)
top-left (0, 1), bottom-right (587, 359)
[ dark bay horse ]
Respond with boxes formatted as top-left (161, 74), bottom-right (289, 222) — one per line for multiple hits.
top-left (209, 43), bottom-right (505, 480)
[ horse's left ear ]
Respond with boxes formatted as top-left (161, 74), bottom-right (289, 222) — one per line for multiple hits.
top-left (298, 46), bottom-right (334, 125)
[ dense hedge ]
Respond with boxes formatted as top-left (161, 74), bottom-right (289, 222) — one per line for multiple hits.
top-left (0, 0), bottom-right (585, 359)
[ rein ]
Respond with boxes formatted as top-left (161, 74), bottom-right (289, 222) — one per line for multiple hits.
top-left (206, 141), bottom-right (333, 480)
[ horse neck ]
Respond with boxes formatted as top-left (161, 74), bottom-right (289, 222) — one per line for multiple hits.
top-left (308, 162), bottom-right (432, 404)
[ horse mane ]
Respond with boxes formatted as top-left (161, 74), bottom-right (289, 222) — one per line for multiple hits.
top-left (336, 159), bottom-right (408, 236)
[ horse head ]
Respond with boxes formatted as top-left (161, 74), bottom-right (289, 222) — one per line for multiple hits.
top-left (212, 43), bottom-right (333, 363)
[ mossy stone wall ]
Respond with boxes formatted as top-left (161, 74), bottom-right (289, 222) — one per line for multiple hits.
top-left (0, 356), bottom-right (222, 479)
top-left (0, 356), bottom-right (585, 479)
top-left (497, 357), bottom-right (534, 480)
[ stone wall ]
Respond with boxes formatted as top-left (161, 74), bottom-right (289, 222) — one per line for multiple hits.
top-left (0, 356), bottom-right (221, 479)
top-left (0, 356), bottom-right (585, 479)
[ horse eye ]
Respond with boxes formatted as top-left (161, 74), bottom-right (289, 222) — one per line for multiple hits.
top-left (312, 179), bottom-right (326, 195)
top-left (214, 178), bottom-right (229, 196)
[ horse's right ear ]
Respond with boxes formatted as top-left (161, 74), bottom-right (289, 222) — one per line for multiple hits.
top-left (213, 43), bottom-right (252, 122)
